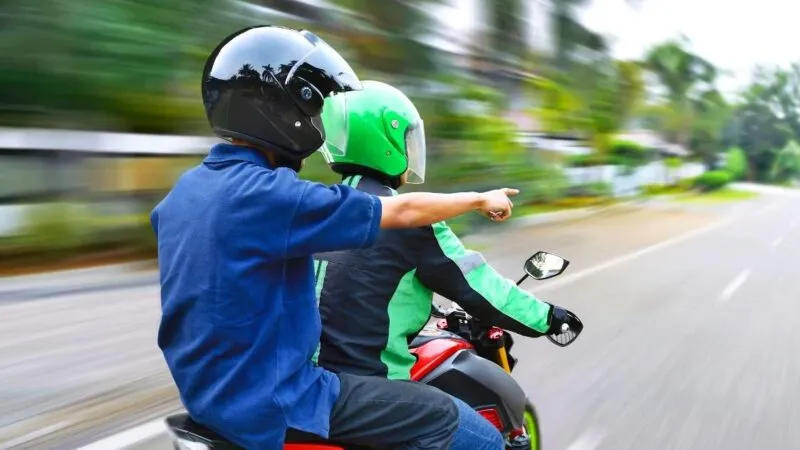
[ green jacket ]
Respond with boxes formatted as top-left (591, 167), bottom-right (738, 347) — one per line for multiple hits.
top-left (313, 175), bottom-right (553, 380)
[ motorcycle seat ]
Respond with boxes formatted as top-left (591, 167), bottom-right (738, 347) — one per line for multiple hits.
top-left (166, 413), bottom-right (242, 449)
top-left (166, 413), bottom-right (370, 449)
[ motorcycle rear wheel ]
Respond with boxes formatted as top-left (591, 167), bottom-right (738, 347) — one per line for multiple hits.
top-left (523, 400), bottom-right (541, 450)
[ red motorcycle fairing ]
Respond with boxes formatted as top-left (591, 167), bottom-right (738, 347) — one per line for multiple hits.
top-left (409, 336), bottom-right (474, 381)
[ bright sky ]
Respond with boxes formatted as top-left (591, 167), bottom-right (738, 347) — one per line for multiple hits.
top-left (580, 0), bottom-right (800, 95)
top-left (436, 0), bottom-right (800, 97)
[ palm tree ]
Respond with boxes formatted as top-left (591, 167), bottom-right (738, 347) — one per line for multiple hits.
top-left (644, 38), bottom-right (717, 150)
top-left (324, 0), bottom-right (446, 76)
top-left (482, 0), bottom-right (527, 63)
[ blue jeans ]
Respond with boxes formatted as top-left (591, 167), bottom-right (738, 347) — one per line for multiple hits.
top-left (449, 396), bottom-right (505, 450)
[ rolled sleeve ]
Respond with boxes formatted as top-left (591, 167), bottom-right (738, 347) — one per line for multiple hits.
top-left (286, 180), bottom-right (383, 258)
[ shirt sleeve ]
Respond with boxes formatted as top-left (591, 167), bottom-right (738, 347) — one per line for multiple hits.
top-left (414, 221), bottom-right (552, 337)
top-left (285, 179), bottom-right (383, 258)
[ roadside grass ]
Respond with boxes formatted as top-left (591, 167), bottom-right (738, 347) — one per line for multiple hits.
top-left (674, 188), bottom-right (759, 204)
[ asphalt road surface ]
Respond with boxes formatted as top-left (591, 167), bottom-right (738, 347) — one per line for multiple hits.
top-left (2, 188), bottom-right (800, 449)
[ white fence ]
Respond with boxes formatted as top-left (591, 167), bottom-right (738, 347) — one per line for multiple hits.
top-left (564, 161), bottom-right (706, 197)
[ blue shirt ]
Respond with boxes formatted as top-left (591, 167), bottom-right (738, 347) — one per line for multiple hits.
top-left (151, 144), bottom-right (382, 449)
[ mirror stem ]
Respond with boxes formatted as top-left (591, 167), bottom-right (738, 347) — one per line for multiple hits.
top-left (515, 273), bottom-right (529, 286)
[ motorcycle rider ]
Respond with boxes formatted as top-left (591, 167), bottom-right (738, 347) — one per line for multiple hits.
top-left (150, 26), bottom-right (522, 450)
top-left (313, 81), bottom-right (583, 444)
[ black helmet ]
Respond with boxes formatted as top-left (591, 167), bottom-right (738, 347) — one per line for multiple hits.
top-left (202, 25), bottom-right (362, 161)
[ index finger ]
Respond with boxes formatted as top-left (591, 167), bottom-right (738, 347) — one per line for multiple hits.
top-left (502, 188), bottom-right (520, 197)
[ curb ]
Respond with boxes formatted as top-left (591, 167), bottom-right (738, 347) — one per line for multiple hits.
top-left (0, 262), bottom-right (157, 300)
top-left (505, 198), bottom-right (647, 229)
top-left (0, 197), bottom-right (667, 297)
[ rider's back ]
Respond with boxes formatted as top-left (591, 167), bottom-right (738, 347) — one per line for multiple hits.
top-left (153, 144), bottom-right (369, 449)
top-left (316, 176), bottom-right (448, 380)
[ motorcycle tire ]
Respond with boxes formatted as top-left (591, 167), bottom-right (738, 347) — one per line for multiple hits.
top-left (523, 399), bottom-right (541, 450)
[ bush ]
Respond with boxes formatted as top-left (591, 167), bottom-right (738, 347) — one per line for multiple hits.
top-left (694, 170), bottom-right (732, 192)
top-left (13, 203), bottom-right (91, 257)
top-left (678, 176), bottom-right (697, 191)
top-left (552, 196), bottom-right (612, 208)
top-left (725, 147), bottom-right (747, 180)
top-left (640, 182), bottom-right (691, 196)
top-left (641, 183), bottom-right (670, 195)
top-left (565, 181), bottom-right (613, 197)
top-left (665, 157), bottom-right (683, 170)
top-left (569, 153), bottom-right (613, 167)
top-left (527, 164), bottom-right (570, 203)
top-left (610, 140), bottom-right (650, 167)
top-left (1, 202), bottom-right (160, 265)
top-left (569, 143), bottom-right (650, 169)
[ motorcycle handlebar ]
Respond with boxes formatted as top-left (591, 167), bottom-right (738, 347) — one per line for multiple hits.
top-left (431, 302), bottom-right (467, 319)
top-left (432, 300), bottom-right (581, 347)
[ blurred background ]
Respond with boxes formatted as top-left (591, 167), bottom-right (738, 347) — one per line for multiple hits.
top-left (3, 0), bottom-right (800, 449)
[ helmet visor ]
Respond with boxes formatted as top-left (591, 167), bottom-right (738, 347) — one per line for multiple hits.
top-left (288, 30), bottom-right (362, 94)
top-left (405, 120), bottom-right (426, 184)
top-left (318, 92), bottom-right (348, 159)
top-left (288, 31), bottom-right (359, 158)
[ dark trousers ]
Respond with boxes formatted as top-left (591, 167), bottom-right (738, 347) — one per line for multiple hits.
top-left (327, 372), bottom-right (459, 450)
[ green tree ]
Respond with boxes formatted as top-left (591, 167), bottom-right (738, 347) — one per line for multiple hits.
top-left (327, 0), bottom-right (444, 76)
top-left (0, 0), bottom-right (232, 133)
top-left (531, 59), bottom-right (644, 155)
top-left (689, 89), bottom-right (731, 168)
top-left (551, 0), bottom-right (608, 71)
top-left (772, 140), bottom-right (800, 183)
top-left (727, 66), bottom-right (800, 181)
top-left (644, 38), bottom-right (717, 150)
top-left (725, 147), bottom-right (747, 180)
top-left (482, 0), bottom-right (527, 62)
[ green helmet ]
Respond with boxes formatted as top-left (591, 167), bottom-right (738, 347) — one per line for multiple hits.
top-left (319, 80), bottom-right (426, 187)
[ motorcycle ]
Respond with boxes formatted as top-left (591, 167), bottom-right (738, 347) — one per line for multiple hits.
top-left (167, 251), bottom-right (582, 450)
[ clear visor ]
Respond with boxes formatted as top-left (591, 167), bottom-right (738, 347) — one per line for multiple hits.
top-left (286, 31), bottom-right (359, 159)
top-left (405, 121), bottom-right (426, 184)
top-left (289, 30), bottom-right (362, 92)
top-left (318, 92), bottom-right (348, 160)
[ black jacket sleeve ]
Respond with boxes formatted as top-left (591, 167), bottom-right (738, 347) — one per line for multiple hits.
top-left (413, 221), bottom-right (552, 337)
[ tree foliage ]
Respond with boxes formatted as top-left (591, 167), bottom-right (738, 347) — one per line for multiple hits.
top-left (725, 147), bottom-right (747, 180)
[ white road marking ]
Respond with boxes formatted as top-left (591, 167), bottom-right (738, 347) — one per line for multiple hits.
top-left (718, 269), bottom-right (752, 303)
top-left (566, 428), bottom-right (606, 450)
top-left (772, 236), bottom-right (784, 248)
top-left (534, 202), bottom-right (778, 294)
top-left (535, 219), bottom-right (733, 293)
top-left (73, 419), bottom-right (167, 450)
top-left (0, 421), bottom-right (72, 450)
top-left (71, 202), bottom-right (783, 450)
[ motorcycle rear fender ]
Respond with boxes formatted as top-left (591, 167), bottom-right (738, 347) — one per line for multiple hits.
top-left (419, 349), bottom-right (527, 432)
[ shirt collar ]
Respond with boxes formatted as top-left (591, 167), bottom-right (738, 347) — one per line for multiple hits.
top-left (349, 175), bottom-right (396, 197)
top-left (204, 143), bottom-right (275, 169)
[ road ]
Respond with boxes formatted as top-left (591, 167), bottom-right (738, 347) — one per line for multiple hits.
top-left (2, 189), bottom-right (800, 449)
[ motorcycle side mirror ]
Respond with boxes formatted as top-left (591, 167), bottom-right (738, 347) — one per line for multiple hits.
top-left (524, 251), bottom-right (570, 280)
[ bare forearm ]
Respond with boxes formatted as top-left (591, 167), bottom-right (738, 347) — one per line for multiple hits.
top-left (379, 192), bottom-right (483, 228)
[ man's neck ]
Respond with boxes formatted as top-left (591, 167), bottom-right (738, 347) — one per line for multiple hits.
top-left (230, 139), bottom-right (279, 166)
